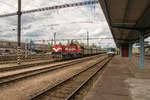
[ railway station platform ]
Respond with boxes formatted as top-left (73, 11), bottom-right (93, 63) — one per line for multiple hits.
top-left (84, 56), bottom-right (150, 100)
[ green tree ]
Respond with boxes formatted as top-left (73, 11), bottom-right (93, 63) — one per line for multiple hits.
top-left (58, 42), bottom-right (62, 45)
top-left (48, 43), bottom-right (52, 51)
top-left (67, 40), bottom-right (70, 45)
top-left (74, 40), bottom-right (79, 44)
top-left (79, 43), bottom-right (86, 47)
top-left (30, 39), bottom-right (34, 44)
top-left (71, 40), bottom-right (74, 44)
top-left (92, 43), bottom-right (97, 48)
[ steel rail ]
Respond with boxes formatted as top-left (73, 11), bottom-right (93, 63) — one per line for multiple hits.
top-left (0, 58), bottom-right (52, 65)
top-left (0, 1), bottom-right (99, 18)
top-left (0, 54), bottom-right (103, 85)
top-left (0, 54), bottom-right (102, 72)
top-left (29, 56), bottom-right (111, 100)
top-left (66, 57), bottom-right (112, 100)
top-left (0, 59), bottom-right (55, 72)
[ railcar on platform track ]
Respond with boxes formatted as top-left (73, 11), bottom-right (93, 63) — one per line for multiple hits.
top-left (107, 48), bottom-right (116, 56)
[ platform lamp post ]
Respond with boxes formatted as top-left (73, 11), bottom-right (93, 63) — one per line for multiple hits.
top-left (54, 32), bottom-right (56, 45)
top-left (25, 39), bottom-right (28, 58)
top-left (87, 31), bottom-right (89, 47)
top-left (17, 0), bottom-right (22, 64)
top-left (51, 38), bottom-right (53, 51)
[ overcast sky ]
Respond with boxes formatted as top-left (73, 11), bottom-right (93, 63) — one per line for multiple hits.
top-left (0, 0), bottom-right (118, 48)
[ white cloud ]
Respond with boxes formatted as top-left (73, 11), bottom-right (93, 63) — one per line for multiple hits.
top-left (0, 0), bottom-right (116, 47)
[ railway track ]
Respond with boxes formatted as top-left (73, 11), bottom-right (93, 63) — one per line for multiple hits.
top-left (0, 58), bottom-right (52, 64)
top-left (0, 54), bottom-right (51, 64)
top-left (145, 55), bottom-right (150, 60)
top-left (135, 55), bottom-right (150, 60)
top-left (0, 54), bottom-right (105, 85)
top-left (0, 59), bottom-right (54, 72)
top-left (29, 56), bottom-right (112, 100)
top-left (0, 54), bottom-right (104, 72)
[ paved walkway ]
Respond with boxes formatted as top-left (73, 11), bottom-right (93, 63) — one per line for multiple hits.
top-left (84, 56), bottom-right (150, 100)
top-left (130, 55), bottom-right (150, 78)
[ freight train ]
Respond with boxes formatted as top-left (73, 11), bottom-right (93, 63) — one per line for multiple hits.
top-left (51, 43), bottom-right (102, 60)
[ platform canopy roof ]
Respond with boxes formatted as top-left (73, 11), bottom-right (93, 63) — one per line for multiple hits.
top-left (98, 0), bottom-right (150, 46)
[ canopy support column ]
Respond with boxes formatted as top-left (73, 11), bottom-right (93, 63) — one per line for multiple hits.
top-left (139, 31), bottom-right (145, 70)
top-left (128, 43), bottom-right (133, 61)
top-left (119, 45), bottom-right (122, 57)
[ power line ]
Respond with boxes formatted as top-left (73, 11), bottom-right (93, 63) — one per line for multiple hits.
top-left (0, 0), bottom-right (99, 18)
top-left (33, 37), bottom-right (113, 42)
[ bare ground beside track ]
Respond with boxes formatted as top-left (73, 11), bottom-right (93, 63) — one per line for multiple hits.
top-left (0, 55), bottom-right (102, 77)
top-left (0, 55), bottom-right (106, 100)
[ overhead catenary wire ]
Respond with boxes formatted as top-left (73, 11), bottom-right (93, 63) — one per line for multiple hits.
top-left (0, 0), bottom-right (99, 18)
top-left (33, 37), bottom-right (113, 42)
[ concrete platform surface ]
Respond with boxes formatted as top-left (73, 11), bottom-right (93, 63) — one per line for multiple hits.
top-left (83, 56), bottom-right (150, 100)
top-left (129, 55), bottom-right (150, 78)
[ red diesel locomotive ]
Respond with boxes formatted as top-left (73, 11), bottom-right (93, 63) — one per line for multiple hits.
top-left (52, 43), bottom-right (82, 59)
top-left (52, 43), bottom-right (101, 60)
